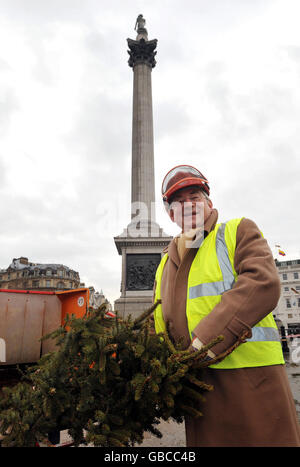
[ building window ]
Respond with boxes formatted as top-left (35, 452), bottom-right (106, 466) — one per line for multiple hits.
top-left (46, 269), bottom-right (52, 276)
top-left (286, 298), bottom-right (291, 308)
top-left (294, 272), bottom-right (299, 279)
top-left (288, 325), bottom-right (300, 335)
top-left (284, 286), bottom-right (289, 291)
top-left (58, 270), bottom-right (63, 277)
top-left (282, 273), bottom-right (288, 280)
top-left (57, 282), bottom-right (64, 289)
top-left (296, 286), bottom-right (300, 291)
top-left (33, 280), bottom-right (39, 288)
top-left (46, 280), bottom-right (51, 288)
top-left (288, 314), bottom-right (293, 318)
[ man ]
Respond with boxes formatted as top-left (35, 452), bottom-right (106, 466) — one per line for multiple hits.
top-left (153, 164), bottom-right (300, 447)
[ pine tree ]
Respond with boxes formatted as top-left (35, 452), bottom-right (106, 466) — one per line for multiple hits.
top-left (0, 301), bottom-right (240, 447)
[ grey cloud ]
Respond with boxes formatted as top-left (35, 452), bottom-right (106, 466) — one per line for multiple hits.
top-left (0, 58), bottom-right (11, 71)
top-left (156, 37), bottom-right (188, 71)
top-left (204, 60), bottom-right (297, 142)
top-left (0, 189), bottom-right (123, 297)
top-left (212, 139), bottom-right (300, 255)
top-left (85, 31), bottom-right (111, 59)
top-left (206, 72), bottom-right (232, 124)
top-left (154, 100), bottom-right (191, 140)
top-left (0, 0), bottom-right (95, 24)
top-left (0, 156), bottom-right (6, 187)
top-left (283, 46), bottom-right (300, 62)
top-left (31, 39), bottom-right (57, 87)
top-left (281, 46), bottom-right (300, 82)
top-left (0, 0), bottom-right (147, 32)
top-left (0, 88), bottom-right (19, 136)
top-left (64, 92), bottom-right (130, 163)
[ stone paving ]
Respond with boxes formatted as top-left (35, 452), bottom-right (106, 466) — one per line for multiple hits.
top-left (285, 352), bottom-right (300, 424)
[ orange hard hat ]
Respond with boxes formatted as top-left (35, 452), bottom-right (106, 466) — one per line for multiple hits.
top-left (162, 165), bottom-right (210, 203)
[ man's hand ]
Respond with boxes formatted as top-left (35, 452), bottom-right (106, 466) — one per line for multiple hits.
top-left (191, 335), bottom-right (216, 359)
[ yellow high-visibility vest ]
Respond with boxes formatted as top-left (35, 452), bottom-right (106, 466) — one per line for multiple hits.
top-left (154, 218), bottom-right (284, 369)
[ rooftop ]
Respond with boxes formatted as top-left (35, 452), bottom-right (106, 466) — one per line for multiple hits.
top-left (275, 259), bottom-right (300, 267)
top-left (6, 257), bottom-right (78, 273)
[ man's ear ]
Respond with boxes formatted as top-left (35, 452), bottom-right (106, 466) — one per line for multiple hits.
top-left (207, 199), bottom-right (213, 209)
top-left (164, 201), bottom-right (175, 222)
top-left (169, 208), bottom-right (175, 223)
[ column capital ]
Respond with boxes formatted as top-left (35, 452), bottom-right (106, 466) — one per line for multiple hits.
top-left (127, 38), bottom-right (157, 69)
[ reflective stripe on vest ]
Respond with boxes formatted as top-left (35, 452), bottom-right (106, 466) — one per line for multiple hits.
top-left (247, 327), bottom-right (280, 343)
top-left (154, 218), bottom-right (285, 369)
top-left (189, 223), bottom-right (235, 298)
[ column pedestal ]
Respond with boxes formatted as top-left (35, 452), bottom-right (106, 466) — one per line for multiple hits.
top-left (114, 224), bottom-right (172, 318)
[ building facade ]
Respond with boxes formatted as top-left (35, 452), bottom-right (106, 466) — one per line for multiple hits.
top-left (274, 258), bottom-right (300, 336)
top-left (89, 286), bottom-right (112, 312)
top-left (0, 257), bottom-right (81, 291)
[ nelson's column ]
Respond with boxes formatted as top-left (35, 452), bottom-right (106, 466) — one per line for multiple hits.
top-left (114, 15), bottom-right (172, 317)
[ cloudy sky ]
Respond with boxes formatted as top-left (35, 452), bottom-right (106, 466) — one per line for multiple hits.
top-left (1, 0), bottom-right (300, 305)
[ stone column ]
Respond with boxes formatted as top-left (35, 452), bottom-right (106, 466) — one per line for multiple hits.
top-left (131, 64), bottom-right (155, 221)
top-left (114, 17), bottom-right (172, 318)
top-left (127, 28), bottom-right (158, 229)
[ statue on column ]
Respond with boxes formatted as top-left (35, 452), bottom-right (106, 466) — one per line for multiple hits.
top-left (135, 14), bottom-right (147, 34)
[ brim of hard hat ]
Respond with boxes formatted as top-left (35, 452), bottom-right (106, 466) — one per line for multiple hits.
top-left (163, 177), bottom-right (209, 203)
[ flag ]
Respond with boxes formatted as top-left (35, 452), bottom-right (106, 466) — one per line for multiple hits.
top-left (278, 250), bottom-right (286, 256)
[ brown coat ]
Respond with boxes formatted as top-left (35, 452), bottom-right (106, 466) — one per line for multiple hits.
top-left (156, 210), bottom-right (300, 447)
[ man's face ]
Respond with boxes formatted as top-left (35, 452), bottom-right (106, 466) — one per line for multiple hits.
top-left (168, 186), bottom-right (213, 232)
